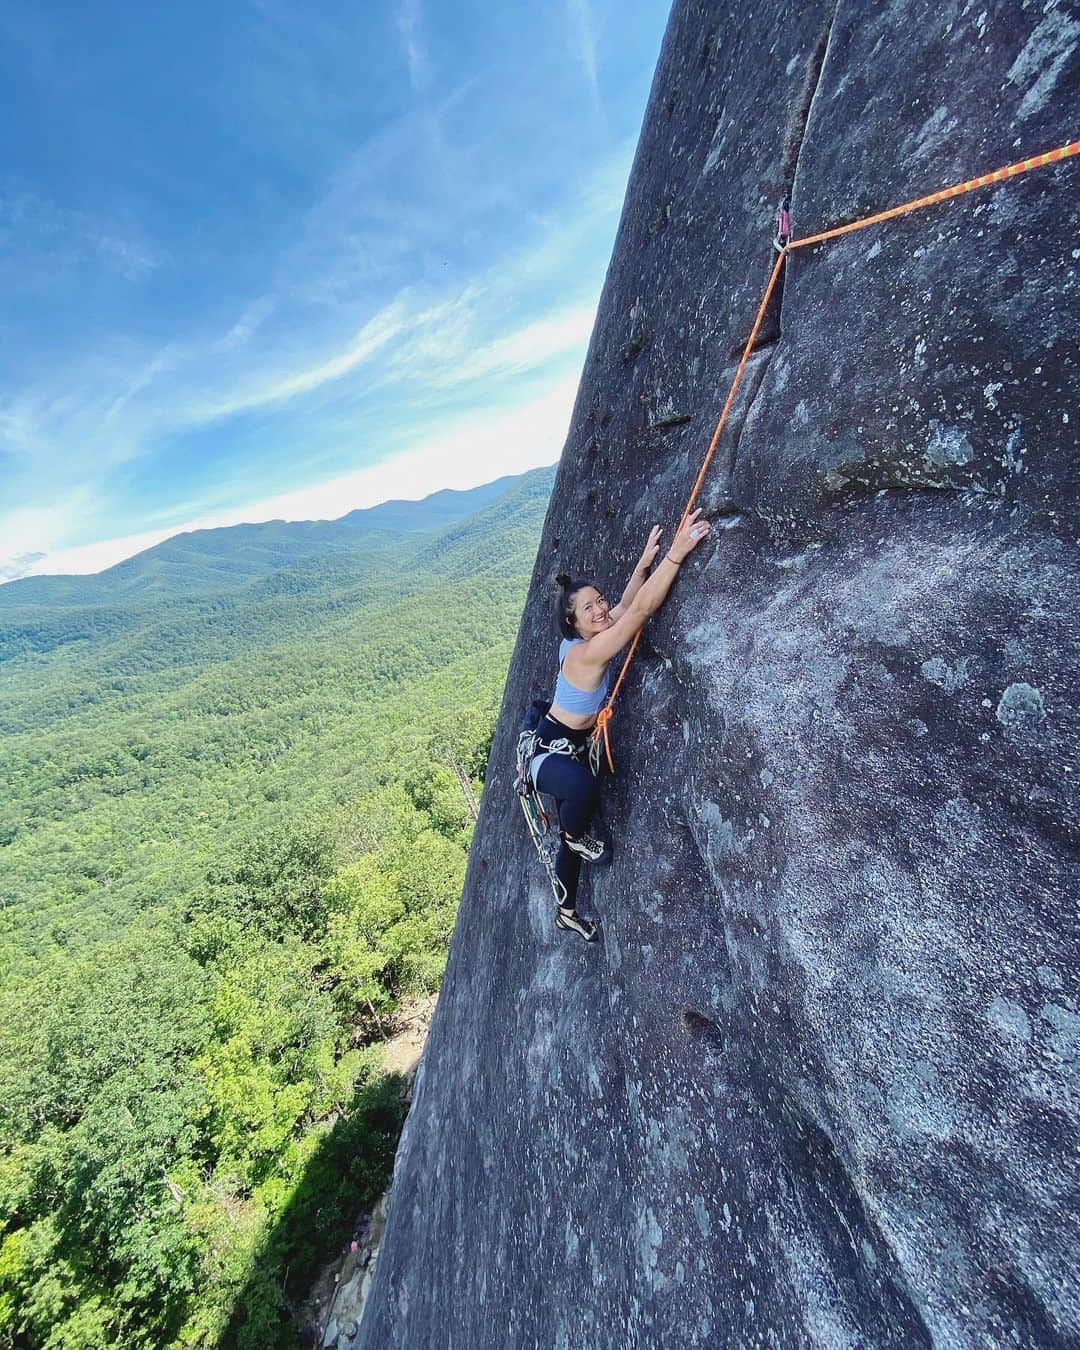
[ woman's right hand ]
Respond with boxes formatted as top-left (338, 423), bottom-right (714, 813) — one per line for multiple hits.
top-left (588, 512), bottom-right (711, 667)
top-left (669, 508), bottom-right (711, 562)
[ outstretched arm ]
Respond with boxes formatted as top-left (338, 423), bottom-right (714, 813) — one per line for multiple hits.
top-left (572, 510), bottom-right (712, 674)
top-left (610, 525), bottom-right (662, 619)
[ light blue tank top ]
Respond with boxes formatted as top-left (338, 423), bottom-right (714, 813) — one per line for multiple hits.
top-left (552, 637), bottom-right (610, 716)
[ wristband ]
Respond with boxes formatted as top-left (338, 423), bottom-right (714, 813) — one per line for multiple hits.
top-left (665, 553), bottom-right (682, 566)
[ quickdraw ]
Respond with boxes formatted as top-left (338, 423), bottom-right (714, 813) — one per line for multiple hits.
top-left (773, 195), bottom-right (791, 253)
top-left (514, 716), bottom-right (566, 905)
top-left (514, 700), bottom-right (601, 905)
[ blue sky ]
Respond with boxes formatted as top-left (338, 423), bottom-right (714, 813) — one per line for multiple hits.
top-left (0, 0), bottom-right (671, 579)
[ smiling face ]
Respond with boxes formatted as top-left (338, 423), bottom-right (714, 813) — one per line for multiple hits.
top-left (571, 586), bottom-right (613, 638)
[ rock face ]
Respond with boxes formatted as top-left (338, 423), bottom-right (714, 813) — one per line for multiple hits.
top-left (359, 3), bottom-right (1079, 1345)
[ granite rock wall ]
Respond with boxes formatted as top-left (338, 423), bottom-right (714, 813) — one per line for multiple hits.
top-left (358, 2), bottom-right (1079, 1344)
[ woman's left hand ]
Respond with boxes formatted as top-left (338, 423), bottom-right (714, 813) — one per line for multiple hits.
top-left (638, 525), bottom-right (662, 572)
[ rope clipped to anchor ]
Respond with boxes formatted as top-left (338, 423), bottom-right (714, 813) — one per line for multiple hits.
top-left (591, 138), bottom-right (1080, 774)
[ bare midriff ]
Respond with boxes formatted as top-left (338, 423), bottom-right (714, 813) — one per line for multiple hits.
top-left (548, 702), bottom-right (599, 732)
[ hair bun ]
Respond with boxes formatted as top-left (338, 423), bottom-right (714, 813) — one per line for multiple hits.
top-left (554, 572), bottom-right (571, 589)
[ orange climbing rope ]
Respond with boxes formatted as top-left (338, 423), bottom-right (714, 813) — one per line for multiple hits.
top-left (788, 141), bottom-right (1080, 251)
top-left (591, 138), bottom-right (1080, 774)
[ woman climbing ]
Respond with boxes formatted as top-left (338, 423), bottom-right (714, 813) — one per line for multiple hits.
top-left (532, 508), bottom-right (712, 940)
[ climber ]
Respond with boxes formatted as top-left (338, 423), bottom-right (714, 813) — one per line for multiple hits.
top-left (533, 508), bottom-right (712, 940)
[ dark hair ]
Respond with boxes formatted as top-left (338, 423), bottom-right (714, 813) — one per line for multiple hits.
top-left (554, 572), bottom-right (596, 639)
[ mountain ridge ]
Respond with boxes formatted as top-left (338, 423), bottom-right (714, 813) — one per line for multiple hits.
top-left (0, 468), bottom-right (556, 666)
top-left (0, 469), bottom-right (551, 608)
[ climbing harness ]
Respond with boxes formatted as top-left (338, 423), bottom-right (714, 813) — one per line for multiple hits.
top-left (590, 136), bottom-right (1080, 774)
top-left (517, 777), bottom-right (567, 907)
top-left (587, 730), bottom-right (603, 778)
top-left (515, 698), bottom-right (606, 902)
top-left (514, 700), bottom-right (567, 905)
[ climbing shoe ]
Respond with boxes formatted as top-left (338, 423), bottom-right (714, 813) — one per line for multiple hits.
top-left (555, 909), bottom-right (598, 942)
top-left (562, 832), bottom-right (612, 865)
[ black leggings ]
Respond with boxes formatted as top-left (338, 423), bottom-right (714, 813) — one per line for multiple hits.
top-left (533, 716), bottom-right (601, 910)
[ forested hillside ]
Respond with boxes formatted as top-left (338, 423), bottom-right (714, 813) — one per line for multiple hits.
top-left (0, 475), bottom-right (523, 610)
top-left (0, 465), bottom-right (553, 1347)
top-left (0, 473), bottom-right (529, 662)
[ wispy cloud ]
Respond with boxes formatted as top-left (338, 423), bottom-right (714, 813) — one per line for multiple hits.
top-left (430, 303), bottom-right (597, 387)
top-left (566, 0), bottom-right (602, 113)
top-left (1, 0), bottom-right (655, 584)
top-left (0, 186), bottom-right (161, 288)
top-left (0, 125), bottom-right (634, 582)
top-left (276, 80), bottom-right (498, 310)
top-left (213, 297), bottom-right (277, 353)
top-left (0, 552), bottom-right (46, 583)
top-left (194, 299), bottom-right (410, 422)
top-left (0, 484), bottom-right (102, 566)
top-left (0, 0), bottom-right (678, 589)
top-left (395, 0), bottom-right (430, 93)
top-left (208, 374), bottom-right (577, 527)
top-left (87, 229), bottom-right (159, 282)
top-left (6, 375), bottom-right (577, 581)
top-left (104, 351), bottom-right (181, 426)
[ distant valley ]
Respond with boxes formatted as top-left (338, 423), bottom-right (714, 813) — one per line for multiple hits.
top-left (0, 464), bottom-right (553, 1348)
